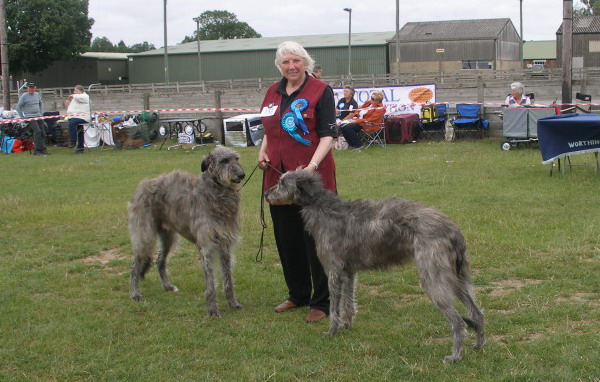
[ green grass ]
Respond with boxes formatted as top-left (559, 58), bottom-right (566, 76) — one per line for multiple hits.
top-left (1, 140), bottom-right (599, 381)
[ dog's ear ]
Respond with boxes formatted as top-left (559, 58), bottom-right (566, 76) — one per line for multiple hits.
top-left (295, 172), bottom-right (322, 203)
top-left (201, 154), bottom-right (212, 172)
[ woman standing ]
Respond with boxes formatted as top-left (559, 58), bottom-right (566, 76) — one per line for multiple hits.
top-left (258, 41), bottom-right (337, 323)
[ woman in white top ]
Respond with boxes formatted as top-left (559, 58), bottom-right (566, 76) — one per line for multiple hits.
top-left (505, 82), bottom-right (531, 107)
top-left (65, 85), bottom-right (91, 153)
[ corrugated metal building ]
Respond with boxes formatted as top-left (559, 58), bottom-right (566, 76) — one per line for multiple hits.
top-left (389, 19), bottom-right (522, 73)
top-left (557, 16), bottom-right (600, 68)
top-left (523, 40), bottom-right (557, 69)
top-left (23, 52), bottom-right (129, 88)
top-left (128, 32), bottom-right (394, 83)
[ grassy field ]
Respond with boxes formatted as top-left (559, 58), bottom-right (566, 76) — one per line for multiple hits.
top-left (1, 139), bottom-right (599, 381)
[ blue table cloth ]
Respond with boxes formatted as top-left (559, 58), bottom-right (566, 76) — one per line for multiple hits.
top-left (537, 113), bottom-right (600, 164)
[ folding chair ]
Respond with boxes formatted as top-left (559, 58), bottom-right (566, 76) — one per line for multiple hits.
top-left (452, 104), bottom-right (484, 139)
top-left (360, 115), bottom-right (386, 149)
top-left (419, 103), bottom-right (447, 140)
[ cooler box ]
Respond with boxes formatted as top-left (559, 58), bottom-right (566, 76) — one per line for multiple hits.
top-left (385, 113), bottom-right (420, 144)
top-left (224, 114), bottom-right (264, 147)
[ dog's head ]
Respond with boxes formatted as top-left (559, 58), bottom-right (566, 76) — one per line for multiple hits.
top-left (201, 146), bottom-right (245, 189)
top-left (265, 170), bottom-right (323, 205)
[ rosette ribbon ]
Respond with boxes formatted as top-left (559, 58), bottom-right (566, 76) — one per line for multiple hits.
top-left (291, 99), bottom-right (309, 134)
top-left (281, 112), bottom-right (311, 146)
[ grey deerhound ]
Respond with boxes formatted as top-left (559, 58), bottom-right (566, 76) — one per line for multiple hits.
top-left (128, 146), bottom-right (245, 317)
top-left (265, 170), bottom-right (485, 363)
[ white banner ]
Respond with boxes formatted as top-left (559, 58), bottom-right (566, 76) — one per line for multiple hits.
top-left (333, 83), bottom-right (436, 116)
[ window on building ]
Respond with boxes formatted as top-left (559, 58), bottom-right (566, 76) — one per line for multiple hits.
top-left (589, 40), bottom-right (600, 52)
top-left (462, 60), bottom-right (492, 69)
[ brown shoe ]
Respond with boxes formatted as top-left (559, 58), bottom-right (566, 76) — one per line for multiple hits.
top-left (306, 308), bottom-right (327, 323)
top-left (275, 300), bottom-right (298, 313)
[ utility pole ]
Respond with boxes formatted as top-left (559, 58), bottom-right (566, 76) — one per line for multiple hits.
top-left (520, 0), bottom-right (524, 68)
top-left (562, 0), bottom-right (573, 105)
top-left (0, 0), bottom-right (11, 110)
top-left (395, 0), bottom-right (400, 79)
top-left (163, 0), bottom-right (169, 84)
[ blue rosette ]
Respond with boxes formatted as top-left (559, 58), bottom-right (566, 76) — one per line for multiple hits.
top-left (281, 112), bottom-right (311, 146)
top-left (291, 98), bottom-right (309, 134)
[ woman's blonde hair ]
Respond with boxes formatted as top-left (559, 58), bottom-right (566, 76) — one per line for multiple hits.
top-left (274, 41), bottom-right (315, 75)
top-left (371, 90), bottom-right (384, 102)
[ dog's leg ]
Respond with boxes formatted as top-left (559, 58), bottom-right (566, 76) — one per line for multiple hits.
top-left (219, 247), bottom-right (243, 311)
top-left (130, 256), bottom-right (152, 301)
top-left (129, 225), bottom-right (155, 302)
top-left (339, 271), bottom-right (358, 330)
top-left (157, 229), bottom-right (178, 292)
top-left (326, 270), bottom-right (344, 336)
top-left (457, 285), bottom-right (485, 350)
top-left (200, 245), bottom-right (220, 317)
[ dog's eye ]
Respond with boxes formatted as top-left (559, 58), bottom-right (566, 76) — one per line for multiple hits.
top-left (220, 158), bottom-right (230, 164)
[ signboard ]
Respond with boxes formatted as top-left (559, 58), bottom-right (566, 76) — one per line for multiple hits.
top-left (333, 83), bottom-right (436, 116)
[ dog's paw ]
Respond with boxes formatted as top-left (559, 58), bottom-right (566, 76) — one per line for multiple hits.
top-left (229, 302), bottom-right (244, 311)
top-left (443, 355), bottom-right (461, 363)
top-left (208, 310), bottom-right (221, 318)
top-left (131, 294), bottom-right (144, 302)
top-left (473, 340), bottom-right (486, 350)
top-left (164, 284), bottom-right (179, 292)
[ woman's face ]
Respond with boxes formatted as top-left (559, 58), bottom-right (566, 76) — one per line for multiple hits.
top-left (511, 88), bottom-right (522, 99)
top-left (343, 88), bottom-right (353, 99)
top-left (279, 53), bottom-right (306, 83)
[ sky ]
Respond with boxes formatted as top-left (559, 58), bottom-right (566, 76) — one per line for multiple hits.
top-left (89, 0), bottom-right (581, 48)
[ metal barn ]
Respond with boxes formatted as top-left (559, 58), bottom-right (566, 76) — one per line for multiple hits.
top-left (557, 16), bottom-right (600, 68)
top-left (23, 52), bottom-right (129, 88)
top-left (389, 18), bottom-right (522, 73)
top-left (128, 32), bottom-right (393, 84)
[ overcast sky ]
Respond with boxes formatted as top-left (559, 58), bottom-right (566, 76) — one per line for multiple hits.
top-left (89, 0), bottom-right (581, 48)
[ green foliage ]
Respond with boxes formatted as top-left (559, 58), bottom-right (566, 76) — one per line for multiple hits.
top-left (89, 37), bottom-right (156, 53)
top-left (181, 10), bottom-right (261, 43)
top-left (6, 0), bottom-right (93, 75)
top-left (576, 0), bottom-right (600, 15)
top-left (1, 140), bottom-right (599, 380)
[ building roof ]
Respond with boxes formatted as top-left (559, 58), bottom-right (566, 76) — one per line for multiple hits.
top-left (523, 40), bottom-right (556, 60)
top-left (395, 18), bottom-right (515, 42)
top-left (81, 52), bottom-right (129, 60)
top-left (557, 16), bottom-right (600, 34)
top-left (130, 32), bottom-right (395, 56)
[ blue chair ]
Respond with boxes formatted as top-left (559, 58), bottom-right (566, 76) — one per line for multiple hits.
top-left (452, 104), bottom-right (487, 139)
top-left (419, 103), bottom-right (447, 140)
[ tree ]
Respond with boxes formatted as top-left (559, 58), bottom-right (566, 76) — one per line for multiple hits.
top-left (89, 37), bottom-right (156, 53)
top-left (90, 36), bottom-right (116, 52)
top-left (576, 0), bottom-right (600, 14)
top-left (181, 10), bottom-right (261, 43)
top-left (129, 41), bottom-right (156, 53)
top-left (6, 0), bottom-right (93, 75)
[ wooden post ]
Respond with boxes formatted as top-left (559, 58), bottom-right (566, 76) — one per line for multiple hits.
top-left (0, 0), bottom-right (10, 110)
top-left (562, 0), bottom-right (573, 106)
top-left (143, 93), bottom-right (150, 111)
top-left (214, 90), bottom-right (224, 144)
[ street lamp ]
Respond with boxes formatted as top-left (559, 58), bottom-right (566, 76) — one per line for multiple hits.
top-left (343, 7), bottom-right (352, 78)
top-left (163, 0), bottom-right (169, 84)
top-left (193, 16), bottom-right (202, 83)
top-left (519, 0), bottom-right (523, 68)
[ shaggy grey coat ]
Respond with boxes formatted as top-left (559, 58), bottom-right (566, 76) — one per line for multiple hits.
top-left (265, 170), bottom-right (485, 363)
top-left (128, 146), bottom-right (245, 317)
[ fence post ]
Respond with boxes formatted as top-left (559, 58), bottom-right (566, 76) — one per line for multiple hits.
top-left (214, 90), bottom-right (225, 144)
top-left (143, 93), bottom-right (150, 111)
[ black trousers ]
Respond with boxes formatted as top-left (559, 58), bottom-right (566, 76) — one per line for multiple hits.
top-left (270, 203), bottom-right (329, 313)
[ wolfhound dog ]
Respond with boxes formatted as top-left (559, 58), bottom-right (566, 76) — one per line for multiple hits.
top-left (129, 146), bottom-right (245, 317)
top-left (265, 170), bottom-right (485, 363)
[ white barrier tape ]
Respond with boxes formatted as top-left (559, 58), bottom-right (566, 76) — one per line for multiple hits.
top-left (0, 102), bottom-right (595, 125)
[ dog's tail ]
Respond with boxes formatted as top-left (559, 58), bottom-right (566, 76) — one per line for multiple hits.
top-left (451, 235), bottom-right (471, 281)
top-left (462, 316), bottom-right (480, 331)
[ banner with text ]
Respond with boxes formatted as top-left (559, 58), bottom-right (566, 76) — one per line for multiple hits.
top-left (333, 83), bottom-right (436, 116)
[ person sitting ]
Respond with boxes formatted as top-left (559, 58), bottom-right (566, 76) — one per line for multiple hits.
top-left (311, 65), bottom-right (322, 79)
top-left (505, 82), bottom-right (531, 107)
top-left (336, 86), bottom-right (358, 123)
top-left (339, 90), bottom-right (387, 149)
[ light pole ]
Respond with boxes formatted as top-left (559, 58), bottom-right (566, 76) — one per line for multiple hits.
top-left (163, 0), bottom-right (169, 84)
top-left (519, 0), bottom-right (523, 68)
top-left (343, 7), bottom-right (352, 78)
top-left (193, 16), bottom-right (202, 83)
top-left (395, 0), bottom-right (400, 79)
